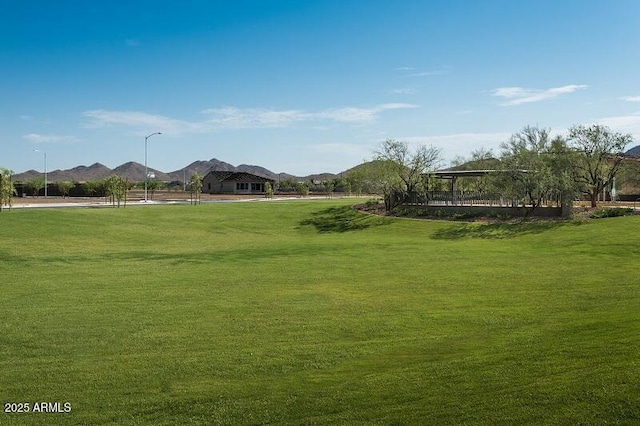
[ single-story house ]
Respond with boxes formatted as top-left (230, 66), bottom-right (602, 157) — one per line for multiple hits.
top-left (202, 171), bottom-right (275, 194)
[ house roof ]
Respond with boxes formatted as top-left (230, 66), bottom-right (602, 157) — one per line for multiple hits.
top-left (205, 170), bottom-right (274, 183)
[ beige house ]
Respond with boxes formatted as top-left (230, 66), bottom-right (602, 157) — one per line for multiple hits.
top-left (202, 171), bottom-right (275, 194)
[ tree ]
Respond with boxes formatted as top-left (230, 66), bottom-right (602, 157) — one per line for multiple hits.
top-left (295, 181), bottom-right (309, 197)
top-left (84, 180), bottom-right (104, 197)
top-left (264, 181), bottom-right (274, 199)
top-left (146, 179), bottom-right (165, 201)
top-left (56, 181), bottom-right (74, 198)
top-left (0, 168), bottom-right (16, 211)
top-left (567, 124), bottom-right (633, 207)
top-left (448, 148), bottom-right (498, 194)
top-left (323, 180), bottom-right (335, 198)
top-left (617, 159), bottom-right (640, 194)
top-left (189, 172), bottom-right (202, 205)
top-left (26, 177), bottom-right (44, 197)
top-left (104, 175), bottom-right (128, 207)
top-left (497, 127), bottom-right (575, 214)
top-left (371, 139), bottom-right (441, 210)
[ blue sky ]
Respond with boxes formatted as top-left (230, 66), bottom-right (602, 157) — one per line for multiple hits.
top-left (3, 0), bottom-right (640, 176)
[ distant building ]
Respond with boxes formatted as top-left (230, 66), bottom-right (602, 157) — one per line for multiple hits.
top-left (202, 171), bottom-right (275, 194)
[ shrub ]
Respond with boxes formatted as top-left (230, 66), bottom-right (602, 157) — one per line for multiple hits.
top-left (589, 207), bottom-right (632, 219)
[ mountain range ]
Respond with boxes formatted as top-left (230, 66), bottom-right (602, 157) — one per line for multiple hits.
top-left (12, 158), bottom-right (340, 183)
top-left (13, 144), bottom-right (640, 184)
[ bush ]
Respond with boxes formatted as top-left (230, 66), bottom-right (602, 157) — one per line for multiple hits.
top-left (589, 207), bottom-right (632, 219)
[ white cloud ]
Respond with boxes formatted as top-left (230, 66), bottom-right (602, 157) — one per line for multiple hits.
top-left (390, 87), bottom-right (417, 95)
top-left (596, 112), bottom-right (640, 140)
top-left (84, 104), bottom-right (419, 135)
top-left (404, 70), bottom-right (448, 78)
top-left (402, 132), bottom-right (512, 162)
top-left (201, 107), bottom-right (308, 128)
top-left (492, 84), bottom-right (588, 106)
top-left (23, 133), bottom-right (78, 144)
top-left (314, 103), bottom-right (418, 123)
top-left (619, 96), bottom-right (640, 102)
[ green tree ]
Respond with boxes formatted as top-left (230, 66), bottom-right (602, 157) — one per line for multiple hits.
top-left (146, 179), bottom-right (165, 201)
top-left (497, 127), bottom-right (575, 214)
top-left (342, 178), bottom-right (352, 196)
top-left (104, 175), bottom-right (128, 207)
top-left (189, 172), bottom-right (203, 205)
top-left (279, 177), bottom-right (298, 192)
top-left (84, 180), bottom-right (103, 197)
top-left (0, 168), bottom-right (16, 211)
top-left (372, 139), bottom-right (441, 210)
top-left (264, 181), bottom-right (274, 199)
top-left (323, 180), bottom-right (335, 199)
top-left (26, 177), bottom-right (45, 197)
top-left (295, 181), bottom-right (309, 197)
top-left (617, 160), bottom-right (640, 194)
top-left (567, 124), bottom-right (633, 207)
top-left (56, 181), bottom-right (75, 198)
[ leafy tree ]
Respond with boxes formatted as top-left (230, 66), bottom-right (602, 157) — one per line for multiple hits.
top-left (342, 178), bottom-right (352, 196)
top-left (56, 181), bottom-right (75, 198)
top-left (567, 124), bottom-right (633, 207)
top-left (278, 177), bottom-right (298, 192)
top-left (323, 180), bottom-right (335, 198)
top-left (345, 168), bottom-right (366, 197)
top-left (146, 179), bottom-right (165, 201)
top-left (84, 180), bottom-right (104, 197)
top-left (617, 159), bottom-right (640, 194)
top-left (371, 139), bottom-right (441, 210)
top-left (0, 168), bottom-right (16, 211)
top-left (295, 181), bottom-right (309, 197)
top-left (264, 181), bottom-right (274, 199)
top-left (448, 148), bottom-right (498, 194)
top-left (26, 177), bottom-right (45, 197)
top-left (104, 175), bottom-right (128, 207)
top-left (189, 172), bottom-right (202, 205)
top-left (497, 126), bottom-right (575, 214)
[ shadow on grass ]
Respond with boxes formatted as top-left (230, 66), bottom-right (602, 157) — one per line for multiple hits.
top-left (298, 206), bottom-right (390, 233)
top-left (431, 219), bottom-right (580, 240)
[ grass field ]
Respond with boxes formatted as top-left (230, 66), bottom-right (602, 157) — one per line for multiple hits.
top-left (1, 199), bottom-right (639, 425)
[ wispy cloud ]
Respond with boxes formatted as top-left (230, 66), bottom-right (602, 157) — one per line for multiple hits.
top-left (402, 132), bottom-right (512, 162)
top-left (390, 87), bottom-right (417, 95)
top-left (312, 104), bottom-right (418, 123)
top-left (492, 84), bottom-right (588, 106)
top-left (619, 96), bottom-right (640, 102)
top-left (394, 66), bottom-right (449, 78)
top-left (84, 104), bottom-right (419, 135)
top-left (404, 70), bottom-right (448, 78)
top-left (23, 133), bottom-right (78, 144)
top-left (597, 111), bottom-right (640, 138)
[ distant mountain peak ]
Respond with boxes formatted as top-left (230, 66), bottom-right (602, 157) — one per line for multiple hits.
top-left (12, 158), bottom-right (340, 183)
top-left (626, 145), bottom-right (640, 157)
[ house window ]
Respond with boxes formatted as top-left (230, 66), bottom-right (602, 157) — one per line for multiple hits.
top-left (236, 182), bottom-right (249, 190)
top-left (251, 183), bottom-right (263, 191)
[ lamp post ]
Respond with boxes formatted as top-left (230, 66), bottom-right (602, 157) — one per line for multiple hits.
top-left (33, 149), bottom-right (47, 198)
top-left (144, 132), bottom-right (162, 202)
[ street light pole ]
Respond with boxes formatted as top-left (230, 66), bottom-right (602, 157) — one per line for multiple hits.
top-left (33, 149), bottom-right (47, 198)
top-left (144, 132), bottom-right (162, 202)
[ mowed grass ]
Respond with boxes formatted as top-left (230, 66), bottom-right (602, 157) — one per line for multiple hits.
top-left (1, 199), bottom-right (639, 425)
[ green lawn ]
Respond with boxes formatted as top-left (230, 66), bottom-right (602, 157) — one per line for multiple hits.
top-left (1, 199), bottom-right (639, 425)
